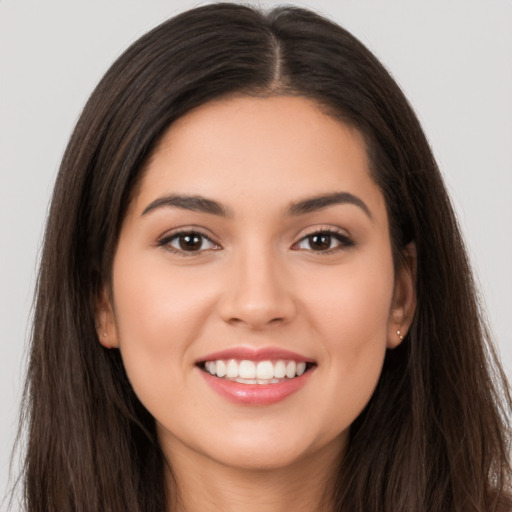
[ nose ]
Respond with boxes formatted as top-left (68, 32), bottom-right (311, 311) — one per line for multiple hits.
top-left (218, 246), bottom-right (296, 330)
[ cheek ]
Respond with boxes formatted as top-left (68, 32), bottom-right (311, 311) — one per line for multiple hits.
top-left (112, 250), bottom-right (216, 348)
top-left (298, 251), bottom-right (394, 419)
top-left (301, 250), bottom-right (394, 339)
top-left (110, 251), bottom-right (218, 409)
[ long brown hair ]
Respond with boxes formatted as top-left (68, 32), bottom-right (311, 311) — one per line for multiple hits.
top-left (14, 3), bottom-right (511, 511)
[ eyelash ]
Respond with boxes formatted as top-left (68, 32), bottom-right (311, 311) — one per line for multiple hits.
top-left (157, 228), bottom-right (354, 256)
top-left (292, 228), bottom-right (355, 254)
top-left (157, 230), bottom-right (220, 256)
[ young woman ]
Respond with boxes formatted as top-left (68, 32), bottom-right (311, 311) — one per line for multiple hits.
top-left (16, 3), bottom-right (511, 511)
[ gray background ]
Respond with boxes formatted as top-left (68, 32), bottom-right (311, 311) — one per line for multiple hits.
top-left (1, 0), bottom-right (511, 506)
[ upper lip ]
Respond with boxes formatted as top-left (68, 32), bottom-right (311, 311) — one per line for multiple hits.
top-left (197, 346), bottom-right (314, 364)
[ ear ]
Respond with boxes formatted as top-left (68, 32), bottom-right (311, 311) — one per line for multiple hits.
top-left (95, 287), bottom-right (119, 349)
top-left (387, 242), bottom-right (417, 349)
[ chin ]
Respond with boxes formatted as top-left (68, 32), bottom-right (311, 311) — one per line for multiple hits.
top-left (196, 423), bottom-right (347, 473)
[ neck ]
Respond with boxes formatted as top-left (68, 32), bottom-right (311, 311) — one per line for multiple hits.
top-left (163, 439), bottom-right (343, 512)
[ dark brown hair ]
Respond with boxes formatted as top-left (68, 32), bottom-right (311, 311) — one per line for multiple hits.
top-left (14, 3), bottom-right (511, 511)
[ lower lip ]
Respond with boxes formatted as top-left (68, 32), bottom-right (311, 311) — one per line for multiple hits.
top-left (199, 368), bottom-right (314, 405)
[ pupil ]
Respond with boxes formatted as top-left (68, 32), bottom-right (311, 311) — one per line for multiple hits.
top-left (179, 234), bottom-right (202, 251)
top-left (310, 234), bottom-right (331, 250)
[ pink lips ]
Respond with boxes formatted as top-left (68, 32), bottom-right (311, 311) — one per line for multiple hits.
top-left (196, 347), bottom-right (315, 406)
top-left (198, 346), bottom-right (311, 363)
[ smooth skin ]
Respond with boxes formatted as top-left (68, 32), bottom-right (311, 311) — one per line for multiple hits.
top-left (98, 96), bottom-right (416, 512)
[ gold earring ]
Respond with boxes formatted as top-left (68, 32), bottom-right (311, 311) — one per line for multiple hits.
top-left (397, 329), bottom-right (404, 341)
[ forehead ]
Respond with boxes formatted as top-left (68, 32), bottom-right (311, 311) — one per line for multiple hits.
top-left (130, 95), bottom-right (386, 224)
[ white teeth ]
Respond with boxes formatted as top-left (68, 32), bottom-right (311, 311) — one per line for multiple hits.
top-left (274, 360), bottom-right (286, 379)
top-left (215, 360), bottom-right (227, 378)
top-left (205, 358), bottom-right (311, 382)
top-left (226, 359), bottom-right (238, 378)
top-left (239, 360), bottom-right (256, 379)
top-left (256, 361), bottom-right (274, 380)
top-left (285, 361), bottom-right (297, 379)
top-left (235, 378), bottom-right (257, 384)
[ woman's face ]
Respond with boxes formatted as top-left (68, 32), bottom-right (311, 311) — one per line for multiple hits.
top-left (100, 95), bottom-right (414, 472)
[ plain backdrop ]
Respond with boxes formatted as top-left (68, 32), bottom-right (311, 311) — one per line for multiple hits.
top-left (1, 0), bottom-right (511, 506)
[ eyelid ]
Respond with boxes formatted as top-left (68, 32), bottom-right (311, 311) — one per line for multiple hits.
top-left (157, 226), bottom-right (221, 255)
top-left (291, 226), bottom-right (355, 253)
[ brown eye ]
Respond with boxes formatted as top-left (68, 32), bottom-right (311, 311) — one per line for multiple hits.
top-left (178, 233), bottom-right (203, 251)
top-left (160, 231), bottom-right (218, 253)
top-left (294, 230), bottom-right (354, 252)
top-left (308, 233), bottom-right (332, 251)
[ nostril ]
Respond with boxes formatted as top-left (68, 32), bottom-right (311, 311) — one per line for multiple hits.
top-left (226, 315), bottom-right (288, 329)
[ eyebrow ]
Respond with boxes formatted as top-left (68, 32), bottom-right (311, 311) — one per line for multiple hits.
top-left (141, 191), bottom-right (372, 220)
top-left (142, 194), bottom-right (230, 217)
top-left (286, 192), bottom-right (373, 220)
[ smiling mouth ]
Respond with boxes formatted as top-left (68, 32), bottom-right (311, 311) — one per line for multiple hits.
top-left (198, 359), bottom-right (316, 385)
